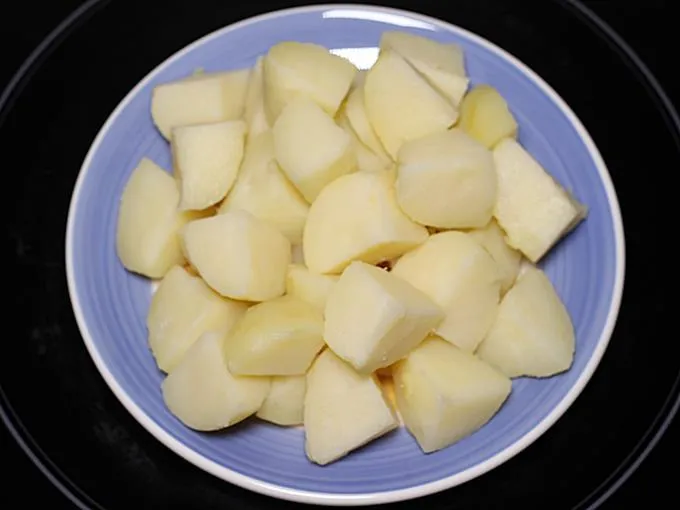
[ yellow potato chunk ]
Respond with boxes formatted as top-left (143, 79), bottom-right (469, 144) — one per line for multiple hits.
top-left (459, 84), bottom-right (518, 148)
top-left (256, 375), bottom-right (306, 426)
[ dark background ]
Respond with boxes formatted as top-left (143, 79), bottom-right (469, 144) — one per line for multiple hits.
top-left (1, 0), bottom-right (676, 508)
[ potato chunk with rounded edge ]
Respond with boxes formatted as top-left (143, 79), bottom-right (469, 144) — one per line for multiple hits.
top-left (344, 85), bottom-right (391, 161)
top-left (393, 336), bottom-right (511, 453)
top-left (286, 264), bottom-right (338, 313)
top-left (467, 219), bottom-right (522, 295)
top-left (181, 210), bottom-right (291, 301)
top-left (244, 57), bottom-right (270, 139)
top-left (162, 332), bottom-right (269, 431)
top-left (459, 85), bottom-right (518, 149)
top-left (476, 265), bottom-right (575, 378)
top-left (396, 129), bottom-right (496, 229)
top-left (256, 375), bottom-right (306, 426)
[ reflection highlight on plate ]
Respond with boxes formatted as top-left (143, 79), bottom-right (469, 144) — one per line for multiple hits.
top-left (329, 47), bottom-right (379, 69)
top-left (322, 9), bottom-right (436, 31)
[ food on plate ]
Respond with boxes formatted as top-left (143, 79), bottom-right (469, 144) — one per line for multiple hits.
top-left (256, 375), bottom-right (307, 426)
top-left (244, 57), bottom-right (270, 139)
top-left (467, 219), bottom-right (523, 295)
top-left (459, 84), bottom-right (518, 148)
top-left (286, 264), bottom-right (339, 313)
top-left (336, 113), bottom-right (392, 173)
top-left (343, 85), bottom-right (392, 162)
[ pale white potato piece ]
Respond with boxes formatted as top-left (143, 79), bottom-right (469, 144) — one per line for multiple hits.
top-left (396, 129), bottom-right (497, 229)
top-left (256, 375), bottom-right (306, 426)
top-left (263, 41), bottom-right (357, 123)
top-left (324, 261), bottom-right (444, 373)
top-left (162, 332), bottom-right (269, 431)
top-left (171, 120), bottom-right (246, 211)
top-left (336, 113), bottom-right (391, 173)
top-left (303, 171), bottom-right (429, 274)
top-left (181, 210), bottom-right (291, 301)
top-left (148, 265), bottom-right (248, 373)
top-left (468, 219), bottom-right (522, 294)
top-left (364, 50), bottom-right (458, 158)
top-left (392, 231), bottom-right (502, 352)
top-left (151, 69), bottom-right (250, 139)
top-left (304, 349), bottom-right (398, 465)
top-left (218, 131), bottom-right (309, 244)
top-left (225, 295), bottom-right (325, 376)
top-left (244, 57), bottom-right (270, 139)
top-left (273, 97), bottom-right (357, 202)
top-left (493, 139), bottom-right (587, 262)
top-left (286, 264), bottom-right (339, 313)
top-left (116, 158), bottom-right (197, 278)
top-left (344, 85), bottom-right (391, 161)
top-left (380, 31), bottom-right (469, 106)
top-left (393, 336), bottom-right (511, 453)
top-left (459, 84), bottom-right (518, 149)
top-left (477, 265), bottom-right (575, 378)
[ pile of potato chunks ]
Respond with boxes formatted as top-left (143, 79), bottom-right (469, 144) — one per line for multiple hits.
top-left (116, 31), bottom-right (587, 466)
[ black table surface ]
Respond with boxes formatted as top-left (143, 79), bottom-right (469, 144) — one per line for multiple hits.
top-left (1, 1), bottom-right (677, 508)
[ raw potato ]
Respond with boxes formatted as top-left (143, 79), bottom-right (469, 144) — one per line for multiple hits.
top-left (396, 129), bottom-right (497, 229)
top-left (116, 158), bottom-right (197, 278)
top-left (256, 375), bottom-right (306, 426)
top-left (393, 336), bottom-right (511, 453)
top-left (244, 57), bottom-right (270, 139)
top-left (225, 295), bottom-right (325, 376)
top-left (344, 85), bottom-right (391, 161)
top-left (181, 210), bottom-right (291, 301)
top-left (493, 138), bottom-right (587, 262)
top-left (148, 265), bottom-right (248, 373)
top-left (364, 50), bottom-right (458, 158)
top-left (324, 261), bottom-right (444, 373)
top-left (304, 349), bottom-right (398, 465)
top-left (273, 97), bottom-right (357, 202)
top-left (218, 131), bottom-right (309, 244)
top-left (337, 113), bottom-right (391, 173)
top-left (151, 69), bottom-right (250, 139)
top-left (468, 219), bottom-right (522, 294)
top-left (303, 171), bottom-right (429, 274)
top-left (380, 31), bottom-right (469, 106)
top-left (286, 264), bottom-right (339, 313)
top-left (392, 231), bottom-right (502, 352)
top-left (459, 84), bottom-right (518, 148)
top-left (162, 332), bottom-right (270, 431)
top-left (477, 265), bottom-right (575, 378)
top-left (263, 41), bottom-right (357, 123)
top-left (172, 120), bottom-right (246, 211)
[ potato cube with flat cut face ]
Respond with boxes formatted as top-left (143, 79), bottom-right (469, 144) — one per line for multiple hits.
top-left (256, 375), bottom-right (306, 426)
top-left (459, 84), bottom-right (518, 149)
top-left (344, 85), bottom-right (391, 162)
top-left (467, 219), bottom-right (522, 295)
top-left (286, 264), bottom-right (338, 313)
top-left (244, 57), bottom-right (270, 139)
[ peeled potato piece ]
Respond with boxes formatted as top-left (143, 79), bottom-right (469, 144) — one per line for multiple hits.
top-left (225, 295), bottom-right (325, 376)
top-left (303, 171), bottom-right (429, 274)
top-left (324, 261), bottom-right (444, 373)
top-left (393, 336), bottom-right (511, 453)
top-left (477, 265), bottom-right (575, 378)
top-left (218, 131), bottom-right (309, 244)
top-left (304, 349), bottom-right (398, 465)
top-left (344, 85), bottom-right (391, 161)
top-left (148, 265), bottom-right (248, 373)
top-left (181, 210), bottom-right (291, 301)
top-left (162, 332), bottom-right (270, 431)
top-left (256, 375), bottom-right (306, 426)
top-left (286, 264), bottom-right (338, 313)
top-left (392, 231), bottom-right (502, 352)
top-left (493, 138), bottom-right (587, 262)
top-left (244, 57), bottom-right (270, 139)
top-left (468, 219), bottom-right (522, 295)
top-left (459, 84), bottom-right (518, 148)
top-left (337, 113), bottom-right (391, 173)
top-left (151, 69), bottom-right (250, 139)
top-left (116, 158), bottom-right (196, 278)
top-left (171, 120), bottom-right (246, 211)
top-left (396, 129), bottom-right (497, 229)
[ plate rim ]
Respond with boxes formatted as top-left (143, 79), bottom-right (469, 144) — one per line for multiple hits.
top-left (64, 3), bottom-right (626, 505)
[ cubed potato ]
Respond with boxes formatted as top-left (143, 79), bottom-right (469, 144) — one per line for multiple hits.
top-left (476, 265), bottom-right (575, 377)
top-left (344, 85), bottom-right (391, 161)
top-left (171, 120), bottom-right (246, 211)
top-left (256, 375), bottom-right (306, 426)
top-left (304, 349), bottom-right (398, 465)
top-left (116, 158), bottom-right (197, 278)
top-left (324, 261), bottom-right (444, 373)
top-left (181, 210), bottom-right (291, 301)
top-left (147, 265), bottom-right (248, 372)
top-left (393, 336), bottom-right (511, 453)
top-left (151, 69), bottom-right (250, 139)
top-left (459, 85), bottom-right (518, 149)
top-left (225, 295), bottom-right (325, 376)
top-left (492, 139), bottom-right (587, 262)
top-left (162, 332), bottom-right (270, 431)
top-left (303, 171), bottom-right (429, 274)
top-left (244, 57), bottom-right (270, 139)
top-left (336, 113), bottom-right (391, 173)
top-left (263, 41), bottom-right (357, 123)
top-left (380, 31), bottom-right (469, 106)
top-left (468, 219), bottom-right (522, 294)
top-left (273, 97), bottom-right (357, 202)
top-left (396, 129), bottom-right (497, 229)
top-left (364, 50), bottom-right (458, 158)
top-left (392, 231), bottom-right (502, 352)
top-left (218, 131), bottom-right (309, 244)
top-left (286, 264), bottom-right (339, 313)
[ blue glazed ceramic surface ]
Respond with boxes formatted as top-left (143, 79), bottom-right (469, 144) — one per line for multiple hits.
top-left (66, 5), bottom-right (625, 505)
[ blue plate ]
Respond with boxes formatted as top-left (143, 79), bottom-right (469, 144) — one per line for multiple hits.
top-left (65, 4), bottom-right (625, 505)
